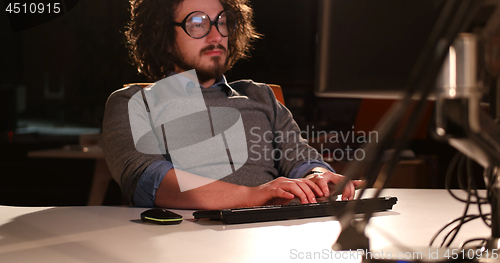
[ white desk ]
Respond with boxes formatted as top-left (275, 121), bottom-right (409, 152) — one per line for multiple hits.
top-left (0, 189), bottom-right (493, 263)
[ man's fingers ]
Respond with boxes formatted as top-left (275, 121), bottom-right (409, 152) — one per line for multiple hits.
top-left (303, 175), bottom-right (329, 197)
top-left (326, 173), bottom-right (345, 184)
top-left (320, 172), bottom-right (353, 200)
top-left (319, 181), bottom-right (330, 197)
top-left (274, 179), bottom-right (317, 204)
top-left (280, 181), bottom-right (310, 204)
top-left (275, 188), bottom-right (295, 200)
top-left (301, 179), bottom-right (324, 197)
top-left (321, 172), bottom-right (346, 196)
top-left (321, 172), bottom-right (366, 200)
top-left (353, 180), bottom-right (365, 189)
top-left (341, 181), bottom-right (355, 200)
top-left (265, 176), bottom-right (364, 205)
top-left (296, 181), bottom-right (317, 203)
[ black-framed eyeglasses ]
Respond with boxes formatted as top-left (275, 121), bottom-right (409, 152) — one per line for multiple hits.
top-left (173, 10), bottom-right (237, 39)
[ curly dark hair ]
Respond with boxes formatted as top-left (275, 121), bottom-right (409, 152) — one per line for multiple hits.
top-left (125, 0), bottom-right (260, 81)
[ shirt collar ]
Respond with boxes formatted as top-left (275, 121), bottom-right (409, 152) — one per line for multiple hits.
top-left (166, 71), bottom-right (234, 96)
top-left (210, 75), bottom-right (234, 96)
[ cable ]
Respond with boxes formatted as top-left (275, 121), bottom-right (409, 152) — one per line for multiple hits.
top-left (445, 153), bottom-right (471, 202)
top-left (468, 158), bottom-right (491, 227)
top-left (442, 214), bottom-right (489, 248)
top-left (445, 153), bottom-right (488, 204)
top-left (431, 151), bottom-right (492, 247)
top-left (459, 238), bottom-right (487, 249)
top-left (443, 174), bottom-right (471, 247)
top-left (457, 154), bottom-right (467, 191)
top-left (446, 153), bottom-right (463, 201)
top-left (467, 158), bottom-right (488, 203)
top-left (429, 214), bottom-right (490, 247)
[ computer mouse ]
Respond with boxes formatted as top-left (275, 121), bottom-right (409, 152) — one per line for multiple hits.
top-left (140, 208), bottom-right (183, 225)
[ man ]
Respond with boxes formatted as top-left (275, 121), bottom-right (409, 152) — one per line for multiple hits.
top-left (102, 0), bottom-right (362, 209)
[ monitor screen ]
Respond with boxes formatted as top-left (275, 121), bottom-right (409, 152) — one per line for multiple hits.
top-left (314, 0), bottom-right (500, 99)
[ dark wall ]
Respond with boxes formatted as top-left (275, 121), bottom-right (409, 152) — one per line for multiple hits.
top-left (1, 0), bottom-right (147, 127)
top-left (227, 0), bottom-right (318, 87)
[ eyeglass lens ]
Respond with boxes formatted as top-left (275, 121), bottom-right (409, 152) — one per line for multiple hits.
top-left (184, 11), bottom-right (236, 38)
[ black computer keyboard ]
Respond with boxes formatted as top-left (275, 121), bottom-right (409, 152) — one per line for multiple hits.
top-left (193, 196), bottom-right (397, 224)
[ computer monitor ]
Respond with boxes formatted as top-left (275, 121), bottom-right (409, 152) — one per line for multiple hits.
top-left (314, 0), bottom-right (500, 101)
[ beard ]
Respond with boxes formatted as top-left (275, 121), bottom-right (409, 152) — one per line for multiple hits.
top-left (172, 44), bottom-right (228, 85)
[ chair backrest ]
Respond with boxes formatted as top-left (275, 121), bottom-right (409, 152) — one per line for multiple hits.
top-left (124, 83), bottom-right (285, 105)
top-left (267, 84), bottom-right (284, 105)
top-left (123, 83), bottom-right (152, 88)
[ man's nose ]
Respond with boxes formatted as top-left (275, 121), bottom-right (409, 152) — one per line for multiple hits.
top-left (205, 24), bottom-right (223, 43)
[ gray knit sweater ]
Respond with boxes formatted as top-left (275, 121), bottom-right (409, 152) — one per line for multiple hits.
top-left (102, 79), bottom-right (326, 204)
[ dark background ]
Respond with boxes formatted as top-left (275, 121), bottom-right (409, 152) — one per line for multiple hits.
top-left (0, 0), bottom-right (459, 206)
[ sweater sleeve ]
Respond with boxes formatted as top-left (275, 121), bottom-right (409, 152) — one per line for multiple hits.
top-left (133, 160), bottom-right (174, 207)
top-left (288, 161), bottom-right (335, 179)
top-left (101, 86), bottom-right (169, 205)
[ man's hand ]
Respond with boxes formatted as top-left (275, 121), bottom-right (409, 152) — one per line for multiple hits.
top-left (245, 173), bottom-right (364, 207)
top-left (246, 177), bottom-right (324, 206)
top-left (303, 171), bottom-right (364, 201)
